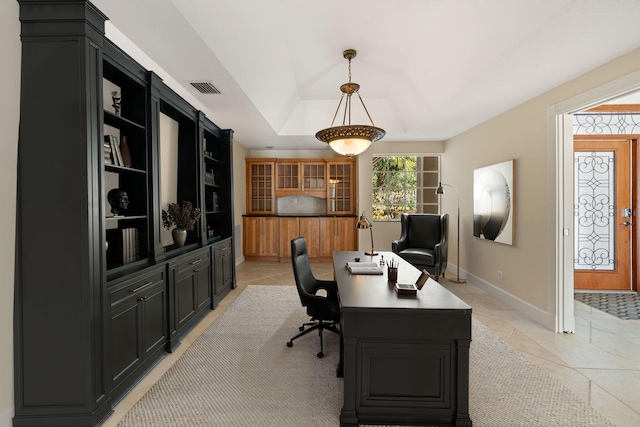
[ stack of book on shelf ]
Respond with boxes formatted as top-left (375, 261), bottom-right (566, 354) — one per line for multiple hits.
top-left (106, 228), bottom-right (140, 264)
top-left (105, 135), bottom-right (123, 166)
top-left (104, 141), bottom-right (114, 165)
top-left (345, 261), bottom-right (383, 275)
top-left (205, 170), bottom-right (215, 185)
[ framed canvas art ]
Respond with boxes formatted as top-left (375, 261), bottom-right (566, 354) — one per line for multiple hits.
top-left (473, 159), bottom-right (514, 245)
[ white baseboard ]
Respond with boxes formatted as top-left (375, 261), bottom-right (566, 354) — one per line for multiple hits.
top-left (235, 254), bottom-right (245, 266)
top-left (447, 264), bottom-right (556, 331)
top-left (0, 405), bottom-right (13, 427)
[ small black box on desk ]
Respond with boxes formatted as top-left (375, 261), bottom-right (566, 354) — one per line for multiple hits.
top-left (395, 269), bottom-right (430, 296)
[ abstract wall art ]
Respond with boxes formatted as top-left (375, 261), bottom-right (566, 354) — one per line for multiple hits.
top-left (473, 159), bottom-right (514, 245)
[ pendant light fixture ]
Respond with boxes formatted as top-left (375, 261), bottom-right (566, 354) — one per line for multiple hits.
top-left (315, 49), bottom-right (385, 157)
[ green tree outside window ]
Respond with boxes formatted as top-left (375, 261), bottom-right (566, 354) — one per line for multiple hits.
top-left (372, 155), bottom-right (440, 220)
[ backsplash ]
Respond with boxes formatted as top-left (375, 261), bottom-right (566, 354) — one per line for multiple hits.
top-left (277, 195), bottom-right (327, 215)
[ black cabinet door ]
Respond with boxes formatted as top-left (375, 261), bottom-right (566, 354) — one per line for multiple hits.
top-left (142, 282), bottom-right (168, 358)
top-left (213, 239), bottom-right (234, 301)
top-left (194, 259), bottom-right (212, 310)
top-left (107, 297), bottom-right (142, 391)
top-left (105, 267), bottom-right (167, 392)
top-left (175, 269), bottom-right (197, 329)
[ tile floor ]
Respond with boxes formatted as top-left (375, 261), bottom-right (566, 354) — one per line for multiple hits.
top-left (103, 260), bottom-right (640, 427)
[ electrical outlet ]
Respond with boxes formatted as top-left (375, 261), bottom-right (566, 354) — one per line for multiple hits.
top-left (498, 271), bottom-right (503, 282)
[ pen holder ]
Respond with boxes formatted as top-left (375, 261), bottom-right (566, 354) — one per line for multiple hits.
top-left (388, 267), bottom-right (398, 283)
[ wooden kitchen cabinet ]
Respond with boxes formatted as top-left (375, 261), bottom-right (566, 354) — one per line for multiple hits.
top-left (279, 217), bottom-right (320, 262)
top-left (246, 159), bottom-right (276, 214)
top-left (319, 217), bottom-right (357, 259)
top-left (326, 159), bottom-right (356, 214)
top-left (243, 216), bottom-right (279, 260)
top-left (275, 159), bottom-right (326, 198)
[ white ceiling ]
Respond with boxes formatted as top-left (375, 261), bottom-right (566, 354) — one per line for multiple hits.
top-left (92, 0), bottom-right (640, 151)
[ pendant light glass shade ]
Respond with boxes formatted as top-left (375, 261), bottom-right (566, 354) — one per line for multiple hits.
top-left (315, 49), bottom-right (385, 156)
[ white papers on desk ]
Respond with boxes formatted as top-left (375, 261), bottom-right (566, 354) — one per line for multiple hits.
top-left (345, 262), bottom-right (384, 275)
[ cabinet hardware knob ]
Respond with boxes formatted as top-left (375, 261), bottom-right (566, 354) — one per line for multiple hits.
top-left (193, 268), bottom-right (200, 272)
top-left (137, 296), bottom-right (147, 302)
top-left (130, 281), bottom-right (154, 293)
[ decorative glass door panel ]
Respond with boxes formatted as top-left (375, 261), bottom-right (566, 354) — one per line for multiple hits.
top-left (574, 151), bottom-right (615, 271)
top-left (574, 138), bottom-right (632, 291)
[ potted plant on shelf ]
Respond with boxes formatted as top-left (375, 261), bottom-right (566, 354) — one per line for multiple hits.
top-left (162, 201), bottom-right (202, 248)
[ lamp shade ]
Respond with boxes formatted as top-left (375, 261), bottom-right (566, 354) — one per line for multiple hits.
top-left (357, 211), bottom-right (371, 229)
top-left (329, 137), bottom-right (372, 157)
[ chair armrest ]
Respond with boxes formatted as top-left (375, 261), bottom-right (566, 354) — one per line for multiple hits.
top-left (392, 238), bottom-right (407, 253)
top-left (316, 280), bottom-right (338, 299)
top-left (393, 213), bottom-right (410, 254)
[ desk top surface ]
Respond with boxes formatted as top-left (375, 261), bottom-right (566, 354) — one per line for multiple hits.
top-left (333, 251), bottom-right (472, 311)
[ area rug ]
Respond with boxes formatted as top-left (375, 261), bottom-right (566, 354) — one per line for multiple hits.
top-left (117, 285), bottom-right (615, 427)
top-left (575, 291), bottom-right (640, 320)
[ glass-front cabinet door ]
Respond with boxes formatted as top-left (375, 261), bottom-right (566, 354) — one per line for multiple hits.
top-left (247, 159), bottom-right (276, 214)
top-left (327, 159), bottom-right (355, 214)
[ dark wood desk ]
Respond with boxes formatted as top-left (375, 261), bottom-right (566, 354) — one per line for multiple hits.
top-left (333, 251), bottom-right (472, 427)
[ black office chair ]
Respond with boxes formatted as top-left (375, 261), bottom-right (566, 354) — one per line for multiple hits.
top-left (287, 237), bottom-right (340, 358)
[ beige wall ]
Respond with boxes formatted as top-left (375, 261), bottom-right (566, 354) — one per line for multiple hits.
top-left (1, 2), bottom-right (19, 426)
top-left (442, 46), bottom-right (640, 328)
top-left (232, 141), bottom-right (248, 262)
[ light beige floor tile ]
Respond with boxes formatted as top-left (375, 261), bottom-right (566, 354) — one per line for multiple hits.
top-left (528, 331), bottom-right (640, 370)
top-left (506, 329), bottom-right (569, 366)
top-left (588, 327), bottom-right (640, 362)
top-left (472, 313), bottom-right (516, 342)
top-left (577, 368), bottom-right (640, 413)
top-left (589, 382), bottom-right (640, 427)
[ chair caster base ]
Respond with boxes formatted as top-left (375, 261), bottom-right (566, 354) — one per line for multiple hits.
top-left (286, 341), bottom-right (293, 348)
top-left (299, 326), bottom-right (305, 331)
top-left (317, 352), bottom-right (324, 358)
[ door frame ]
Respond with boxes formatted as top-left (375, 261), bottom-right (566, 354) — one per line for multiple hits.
top-left (549, 69), bottom-right (640, 333)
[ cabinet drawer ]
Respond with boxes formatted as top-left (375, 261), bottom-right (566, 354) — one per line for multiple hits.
top-left (215, 240), bottom-right (232, 254)
top-left (176, 250), bottom-right (210, 276)
top-left (108, 268), bottom-right (166, 310)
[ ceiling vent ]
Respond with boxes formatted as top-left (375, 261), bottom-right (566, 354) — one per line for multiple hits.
top-left (189, 81), bottom-right (221, 94)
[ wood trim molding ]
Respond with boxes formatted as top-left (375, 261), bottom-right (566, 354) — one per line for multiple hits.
top-left (585, 104), bottom-right (640, 113)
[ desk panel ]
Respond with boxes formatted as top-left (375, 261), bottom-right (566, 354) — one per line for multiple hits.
top-left (333, 251), bottom-right (472, 427)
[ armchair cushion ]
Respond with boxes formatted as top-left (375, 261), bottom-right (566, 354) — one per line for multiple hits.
top-left (392, 213), bottom-right (449, 279)
top-left (396, 247), bottom-right (436, 268)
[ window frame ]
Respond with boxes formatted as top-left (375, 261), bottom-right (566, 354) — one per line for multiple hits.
top-left (371, 154), bottom-right (441, 221)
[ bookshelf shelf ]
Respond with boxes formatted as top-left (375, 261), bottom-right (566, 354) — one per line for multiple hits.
top-left (105, 215), bottom-right (147, 221)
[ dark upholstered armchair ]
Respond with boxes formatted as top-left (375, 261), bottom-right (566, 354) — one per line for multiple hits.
top-left (392, 213), bottom-right (449, 280)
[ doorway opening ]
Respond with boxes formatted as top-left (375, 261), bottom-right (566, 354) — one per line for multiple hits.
top-left (553, 71), bottom-right (640, 333)
top-left (573, 134), bottom-right (637, 292)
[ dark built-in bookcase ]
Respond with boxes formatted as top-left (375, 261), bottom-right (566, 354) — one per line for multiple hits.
top-left (14, 1), bottom-right (235, 426)
top-left (103, 53), bottom-right (150, 269)
top-left (203, 120), bottom-right (234, 244)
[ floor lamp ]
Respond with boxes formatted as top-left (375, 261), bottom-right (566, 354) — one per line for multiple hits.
top-left (436, 182), bottom-right (466, 283)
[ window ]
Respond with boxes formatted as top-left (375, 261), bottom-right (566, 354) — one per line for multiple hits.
top-left (372, 155), bottom-right (440, 220)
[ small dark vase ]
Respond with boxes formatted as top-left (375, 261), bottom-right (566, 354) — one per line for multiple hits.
top-left (172, 228), bottom-right (187, 248)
